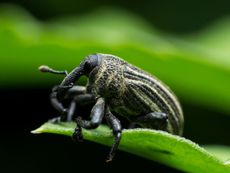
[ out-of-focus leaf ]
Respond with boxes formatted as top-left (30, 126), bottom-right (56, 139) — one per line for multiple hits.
top-left (186, 17), bottom-right (230, 54)
top-left (184, 17), bottom-right (230, 67)
top-left (0, 4), bottom-right (230, 114)
top-left (204, 145), bottom-right (230, 163)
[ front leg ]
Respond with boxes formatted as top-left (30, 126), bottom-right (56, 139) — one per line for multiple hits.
top-left (49, 92), bottom-right (68, 123)
top-left (66, 93), bottom-right (95, 141)
top-left (64, 85), bottom-right (87, 99)
top-left (73, 97), bottom-right (105, 140)
top-left (49, 85), bottom-right (89, 123)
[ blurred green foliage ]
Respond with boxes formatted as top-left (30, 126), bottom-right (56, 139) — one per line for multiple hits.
top-left (0, 4), bottom-right (230, 114)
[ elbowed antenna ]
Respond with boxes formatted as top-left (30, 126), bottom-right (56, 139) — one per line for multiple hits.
top-left (60, 66), bottom-right (84, 86)
top-left (38, 65), bottom-right (68, 75)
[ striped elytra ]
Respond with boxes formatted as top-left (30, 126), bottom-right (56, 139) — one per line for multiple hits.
top-left (87, 54), bottom-right (184, 136)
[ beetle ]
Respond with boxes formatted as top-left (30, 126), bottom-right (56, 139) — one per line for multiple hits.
top-left (39, 53), bottom-right (184, 162)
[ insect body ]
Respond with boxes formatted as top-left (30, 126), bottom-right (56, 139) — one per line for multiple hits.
top-left (39, 53), bottom-right (184, 162)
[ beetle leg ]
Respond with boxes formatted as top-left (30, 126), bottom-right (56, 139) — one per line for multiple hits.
top-left (66, 93), bottom-right (95, 141)
top-left (72, 124), bottom-right (83, 142)
top-left (65, 101), bottom-right (76, 121)
top-left (76, 97), bottom-right (105, 129)
top-left (64, 86), bottom-right (86, 99)
top-left (71, 94), bottom-right (96, 135)
top-left (105, 107), bottom-right (122, 162)
top-left (49, 92), bottom-right (68, 123)
top-left (74, 94), bottom-right (96, 105)
top-left (50, 84), bottom-right (92, 122)
top-left (133, 112), bottom-right (168, 130)
top-left (67, 93), bottom-right (96, 121)
top-left (72, 97), bottom-right (105, 141)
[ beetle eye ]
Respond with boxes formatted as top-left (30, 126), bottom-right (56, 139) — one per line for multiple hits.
top-left (84, 61), bottom-right (92, 73)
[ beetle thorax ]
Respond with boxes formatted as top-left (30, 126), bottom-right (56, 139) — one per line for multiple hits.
top-left (86, 56), bottom-right (126, 99)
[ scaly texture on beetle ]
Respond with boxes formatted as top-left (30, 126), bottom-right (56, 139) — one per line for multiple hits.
top-left (87, 55), bottom-right (183, 135)
top-left (39, 53), bottom-right (184, 162)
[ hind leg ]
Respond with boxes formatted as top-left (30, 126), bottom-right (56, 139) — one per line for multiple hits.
top-left (132, 112), bottom-right (168, 130)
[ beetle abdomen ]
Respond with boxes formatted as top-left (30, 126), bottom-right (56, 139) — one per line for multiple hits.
top-left (123, 65), bottom-right (184, 135)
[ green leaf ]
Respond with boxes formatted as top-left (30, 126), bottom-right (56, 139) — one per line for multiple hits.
top-left (185, 17), bottom-right (230, 60)
top-left (1, 5), bottom-right (230, 114)
top-left (204, 145), bottom-right (230, 163)
top-left (32, 122), bottom-right (230, 173)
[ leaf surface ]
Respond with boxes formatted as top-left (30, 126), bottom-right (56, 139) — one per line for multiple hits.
top-left (32, 122), bottom-right (230, 173)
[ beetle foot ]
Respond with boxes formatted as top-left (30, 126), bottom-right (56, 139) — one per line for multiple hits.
top-left (105, 154), bottom-right (113, 163)
top-left (60, 109), bottom-right (68, 121)
top-left (48, 109), bottom-right (68, 123)
top-left (72, 127), bottom-right (83, 142)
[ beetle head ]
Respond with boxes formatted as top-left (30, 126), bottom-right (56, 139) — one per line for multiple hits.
top-left (81, 54), bottom-right (101, 76)
top-left (39, 54), bottom-right (101, 100)
top-left (59, 53), bottom-right (101, 86)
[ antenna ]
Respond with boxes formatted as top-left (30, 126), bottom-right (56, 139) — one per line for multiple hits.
top-left (38, 65), bottom-right (68, 75)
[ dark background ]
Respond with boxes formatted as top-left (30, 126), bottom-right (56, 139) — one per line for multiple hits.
top-left (1, 0), bottom-right (230, 173)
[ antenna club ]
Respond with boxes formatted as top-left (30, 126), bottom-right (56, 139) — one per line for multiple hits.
top-left (38, 65), bottom-right (52, 72)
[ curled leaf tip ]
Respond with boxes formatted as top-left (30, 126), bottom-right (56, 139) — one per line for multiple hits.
top-left (31, 127), bottom-right (43, 134)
